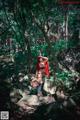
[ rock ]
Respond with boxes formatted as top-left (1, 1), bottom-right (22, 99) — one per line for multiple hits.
top-left (16, 95), bottom-right (40, 113)
top-left (18, 89), bottom-right (30, 97)
top-left (56, 90), bottom-right (67, 99)
top-left (42, 96), bottom-right (55, 104)
top-left (10, 88), bottom-right (22, 103)
top-left (10, 88), bottom-right (20, 97)
top-left (17, 95), bottom-right (40, 106)
top-left (16, 94), bottom-right (56, 113)
top-left (43, 80), bottom-right (56, 94)
top-left (63, 98), bottom-right (76, 108)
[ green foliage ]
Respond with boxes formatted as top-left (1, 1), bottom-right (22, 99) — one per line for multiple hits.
top-left (53, 39), bottom-right (67, 52)
top-left (0, 0), bottom-right (80, 83)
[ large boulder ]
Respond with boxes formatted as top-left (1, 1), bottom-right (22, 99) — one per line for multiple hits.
top-left (17, 95), bottom-right (40, 106)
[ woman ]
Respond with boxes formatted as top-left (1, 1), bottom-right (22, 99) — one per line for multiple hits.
top-left (36, 55), bottom-right (50, 96)
top-left (36, 56), bottom-right (50, 77)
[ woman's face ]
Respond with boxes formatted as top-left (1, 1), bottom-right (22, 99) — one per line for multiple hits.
top-left (39, 58), bottom-right (43, 62)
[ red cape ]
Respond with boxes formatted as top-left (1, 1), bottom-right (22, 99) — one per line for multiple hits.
top-left (36, 56), bottom-right (50, 77)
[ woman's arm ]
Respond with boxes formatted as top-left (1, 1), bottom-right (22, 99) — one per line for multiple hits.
top-left (38, 56), bottom-right (48, 61)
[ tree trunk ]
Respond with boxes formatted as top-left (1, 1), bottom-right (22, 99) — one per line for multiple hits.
top-left (64, 9), bottom-right (68, 48)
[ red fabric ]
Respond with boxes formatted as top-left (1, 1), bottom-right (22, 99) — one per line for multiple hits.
top-left (36, 56), bottom-right (50, 77)
top-left (45, 61), bottom-right (50, 77)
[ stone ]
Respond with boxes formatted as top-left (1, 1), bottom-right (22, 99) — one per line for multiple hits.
top-left (17, 95), bottom-right (40, 106)
top-left (43, 80), bottom-right (56, 94)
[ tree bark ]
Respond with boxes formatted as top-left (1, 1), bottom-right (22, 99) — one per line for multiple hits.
top-left (63, 6), bottom-right (69, 50)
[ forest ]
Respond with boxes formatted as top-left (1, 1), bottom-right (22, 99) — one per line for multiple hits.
top-left (0, 0), bottom-right (80, 120)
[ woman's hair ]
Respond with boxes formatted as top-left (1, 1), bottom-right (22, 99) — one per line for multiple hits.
top-left (37, 56), bottom-right (42, 62)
